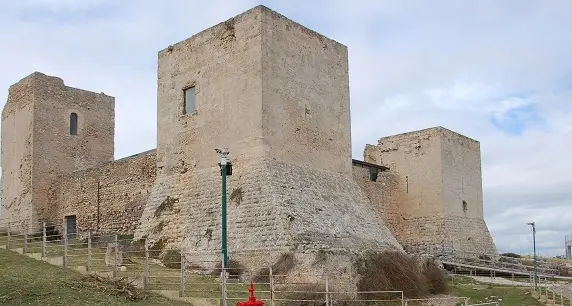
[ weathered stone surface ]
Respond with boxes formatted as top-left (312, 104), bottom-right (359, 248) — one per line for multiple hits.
top-left (105, 242), bottom-right (123, 267)
top-left (361, 127), bottom-right (498, 256)
top-left (1, 72), bottom-right (114, 228)
top-left (48, 150), bottom-right (156, 234)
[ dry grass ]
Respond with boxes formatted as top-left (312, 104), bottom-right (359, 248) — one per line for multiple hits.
top-left (354, 251), bottom-right (447, 299)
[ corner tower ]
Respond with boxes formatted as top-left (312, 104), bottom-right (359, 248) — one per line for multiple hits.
top-left (1, 72), bottom-right (114, 228)
top-left (363, 127), bottom-right (497, 256)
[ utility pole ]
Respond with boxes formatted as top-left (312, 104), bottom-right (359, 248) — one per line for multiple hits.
top-left (527, 222), bottom-right (537, 289)
top-left (216, 148), bottom-right (231, 271)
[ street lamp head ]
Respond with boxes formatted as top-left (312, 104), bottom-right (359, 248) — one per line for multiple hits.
top-left (527, 222), bottom-right (535, 226)
top-left (215, 148), bottom-right (229, 155)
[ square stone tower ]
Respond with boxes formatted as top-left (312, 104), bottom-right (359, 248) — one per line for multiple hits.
top-left (135, 5), bottom-right (401, 285)
top-left (1, 72), bottom-right (114, 229)
top-left (154, 5), bottom-right (351, 176)
top-left (364, 127), bottom-right (497, 256)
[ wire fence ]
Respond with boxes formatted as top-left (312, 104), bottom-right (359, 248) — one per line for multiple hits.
top-left (448, 264), bottom-right (572, 306)
top-left (2, 218), bottom-right (562, 305)
top-left (407, 244), bottom-right (567, 278)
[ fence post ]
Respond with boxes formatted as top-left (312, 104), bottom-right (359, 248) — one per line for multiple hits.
top-left (179, 252), bottom-right (185, 297)
top-left (42, 222), bottom-right (46, 258)
top-left (23, 224), bottom-right (28, 254)
top-left (144, 238), bottom-right (149, 290)
top-left (464, 297), bottom-right (469, 305)
top-left (6, 225), bottom-right (10, 249)
top-left (402, 291), bottom-right (405, 306)
top-left (63, 223), bottom-right (68, 268)
top-left (270, 266), bottom-right (275, 306)
top-left (87, 231), bottom-right (92, 273)
top-left (221, 269), bottom-right (228, 306)
top-left (113, 234), bottom-right (118, 278)
top-left (325, 275), bottom-right (330, 306)
top-left (561, 290), bottom-right (564, 305)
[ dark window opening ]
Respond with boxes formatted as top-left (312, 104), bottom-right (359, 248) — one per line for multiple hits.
top-left (183, 86), bottom-right (196, 114)
top-left (65, 215), bottom-right (77, 238)
top-left (462, 200), bottom-right (468, 212)
top-left (369, 167), bottom-right (378, 182)
top-left (70, 113), bottom-right (78, 135)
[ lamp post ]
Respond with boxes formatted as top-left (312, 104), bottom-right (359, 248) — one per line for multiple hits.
top-left (216, 148), bottom-right (230, 272)
top-left (527, 222), bottom-right (537, 289)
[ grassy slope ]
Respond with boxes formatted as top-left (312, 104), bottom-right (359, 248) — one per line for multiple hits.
top-left (448, 276), bottom-right (542, 306)
top-left (0, 249), bottom-right (189, 306)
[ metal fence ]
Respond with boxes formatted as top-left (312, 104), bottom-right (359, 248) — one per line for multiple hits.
top-left (0, 219), bottom-right (522, 305)
top-left (448, 264), bottom-right (572, 306)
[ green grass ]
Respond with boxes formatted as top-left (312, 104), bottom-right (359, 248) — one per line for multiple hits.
top-left (0, 249), bottom-right (190, 306)
top-left (448, 276), bottom-right (542, 306)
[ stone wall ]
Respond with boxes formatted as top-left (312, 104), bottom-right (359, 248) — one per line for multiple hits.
top-left (261, 7), bottom-right (352, 175)
top-left (352, 164), bottom-right (450, 251)
top-left (48, 150), bottom-right (156, 234)
top-left (1, 74), bottom-right (35, 227)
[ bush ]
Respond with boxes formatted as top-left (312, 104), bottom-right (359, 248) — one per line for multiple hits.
top-left (161, 249), bottom-right (182, 269)
top-left (500, 252), bottom-right (522, 258)
top-left (210, 259), bottom-right (246, 278)
top-left (354, 251), bottom-right (447, 299)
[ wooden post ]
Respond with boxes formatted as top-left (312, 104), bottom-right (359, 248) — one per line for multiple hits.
top-left (6, 225), bottom-right (10, 249)
top-left (42, 222), bottom-right (46, 258)
top-left (221, 269), bottom-right (228, 306)
top-left (144, 238), bottom-right (149, 290)
top-left (270, 266), bottom-right (275, 306)
top-left (179, 252), bottom-right (185, 297)
top-left (23, 224), bottom-right (28, 254)
top-left (325, 275), bottom-right (330, 306)
top-left (63, 224), bottom-right (68, 268)
top-left (113, 234), bottom-right (118, 278)
top-left (87, 231), bottom-right (92, 273)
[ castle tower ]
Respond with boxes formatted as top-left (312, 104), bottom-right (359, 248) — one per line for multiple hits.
top-left (1, 72), bottom-right (114, 229)
top-left (135, 5), bottom-right (401, 287)
top-left (363, 127), bottom-right (497, 256)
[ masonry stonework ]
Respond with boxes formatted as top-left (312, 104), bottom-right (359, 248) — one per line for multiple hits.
top-left (134, 6), bottom-right (402, 282)
top-left (361, 127), bottom-right (497, 256)
top-left (1, 72), bottom-right (114, 229)
top-left (48, 150), bottom-right (156, 234)
top-left (1, 4), bottom-right (497, 289)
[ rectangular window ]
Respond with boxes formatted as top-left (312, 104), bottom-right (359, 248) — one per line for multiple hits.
top-left (184, 86), bottom-right (196, 114)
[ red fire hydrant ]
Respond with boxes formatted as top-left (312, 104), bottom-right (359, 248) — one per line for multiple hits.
top-left (236, 282), bottom-right (264, 306)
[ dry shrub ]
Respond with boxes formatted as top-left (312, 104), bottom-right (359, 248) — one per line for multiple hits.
top-left (210, 259), bottom-right (246, 278)
top-left (421, 258), bottom-right (447, 294)
top-left (71, 274), bottom-right (148, 301)
top-left (253, 253), bottom-right (295, 283)
top-left (160, 249), bottom-right (182, 269)
top-left (354, 251), bottom-right (447, 299)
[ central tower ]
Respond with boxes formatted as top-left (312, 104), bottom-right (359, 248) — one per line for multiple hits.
top-left (135, 6), bottom-right (401, 286)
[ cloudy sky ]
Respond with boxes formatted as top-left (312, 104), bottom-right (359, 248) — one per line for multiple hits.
top-left (0, 0), bottom-right (570, 257)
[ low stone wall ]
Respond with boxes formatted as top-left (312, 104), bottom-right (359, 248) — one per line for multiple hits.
top-left (46, 150), bottom-right (157, 234)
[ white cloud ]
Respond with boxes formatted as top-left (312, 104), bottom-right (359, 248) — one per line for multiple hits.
top-left (0, 0), bottom-right (571, 256)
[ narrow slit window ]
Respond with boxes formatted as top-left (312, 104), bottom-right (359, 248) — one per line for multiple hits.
top-left (70, 113), bottom-right (78, 135)
top-left (184, 86), bottom-right (196, 114)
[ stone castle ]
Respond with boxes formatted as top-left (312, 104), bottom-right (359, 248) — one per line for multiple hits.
top-left (1, 5), bottom-right (496, 282)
